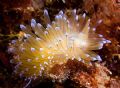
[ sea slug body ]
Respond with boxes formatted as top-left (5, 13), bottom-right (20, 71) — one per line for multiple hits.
top-left (9, 9), bottom-right (110, 79)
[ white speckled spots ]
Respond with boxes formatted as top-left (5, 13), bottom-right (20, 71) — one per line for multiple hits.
top-left (27, 59), bottom-right (31, 62)
top-left (44, 62), bottom-right (48, 65)
top-left (10, 10), bottom-right (111, 79)
top-left (33, 66), bottom-right (37, 68)
top-left (31, 47), bottom-right (35, 52)
top-left (39, 48), bottom-right (44, 51)
top-left (41, 55), bottom-right (45, 58)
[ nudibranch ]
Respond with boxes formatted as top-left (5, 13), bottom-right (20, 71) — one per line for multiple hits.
top-left (9, 9), bottom-right (111, 79)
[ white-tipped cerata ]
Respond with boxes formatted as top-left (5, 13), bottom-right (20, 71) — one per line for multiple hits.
top-left (9, 10), bottom-right (110, 78)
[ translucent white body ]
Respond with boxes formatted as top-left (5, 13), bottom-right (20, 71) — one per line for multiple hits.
top-left (9, 10), bottom-right (110, 79)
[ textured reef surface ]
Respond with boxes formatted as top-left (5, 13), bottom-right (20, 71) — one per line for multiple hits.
top-left (0, 0), bottom-right (120, 88)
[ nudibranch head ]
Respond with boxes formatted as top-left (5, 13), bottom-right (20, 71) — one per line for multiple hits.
top-left (9, 9), bottom-right (110, 79)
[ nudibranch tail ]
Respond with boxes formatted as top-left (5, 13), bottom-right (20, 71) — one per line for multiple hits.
top-left (9, 9), bottom-right (110, 79)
